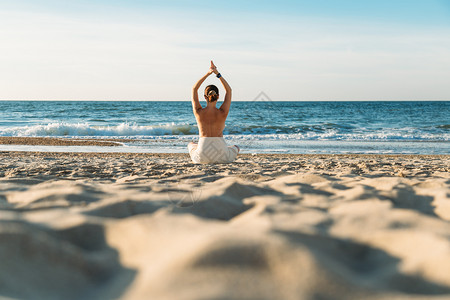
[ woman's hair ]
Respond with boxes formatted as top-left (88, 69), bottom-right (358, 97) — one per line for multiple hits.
top-left (204, 85), bottom-right (219, 102)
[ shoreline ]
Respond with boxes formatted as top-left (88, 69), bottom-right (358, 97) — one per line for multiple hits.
top-left (1, 137), bottom-right (449, 155)
top-left (0, 136), bottom-right (136, 146)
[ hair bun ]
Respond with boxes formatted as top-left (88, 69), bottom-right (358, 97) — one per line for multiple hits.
top-left (205, 84), bottom-right (219, 102)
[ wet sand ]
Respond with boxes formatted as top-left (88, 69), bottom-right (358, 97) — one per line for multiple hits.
top-left (0, 137), bottom-right (137, 146)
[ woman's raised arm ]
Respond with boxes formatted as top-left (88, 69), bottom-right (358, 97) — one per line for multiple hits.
top-left (191, 70), bottom-right (211, 113)
top-left (209, 61), bottom-right (232, 115)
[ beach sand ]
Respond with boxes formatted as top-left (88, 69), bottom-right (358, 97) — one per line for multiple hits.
top-left (0, 147), bottom-right (449, 299)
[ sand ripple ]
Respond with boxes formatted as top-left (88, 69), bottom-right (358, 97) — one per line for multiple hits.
top-left (0, 152), bottom-right (449, 299)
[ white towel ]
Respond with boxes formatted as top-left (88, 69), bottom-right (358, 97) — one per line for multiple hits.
top-left (188, 137), bottom-right (238, 164)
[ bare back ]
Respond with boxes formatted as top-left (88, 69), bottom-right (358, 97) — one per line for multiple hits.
top-left (194, 106), bottom-right (227, 137)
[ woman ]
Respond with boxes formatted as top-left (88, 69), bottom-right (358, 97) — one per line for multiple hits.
top-left (188, 61), bottom-right (239, 163)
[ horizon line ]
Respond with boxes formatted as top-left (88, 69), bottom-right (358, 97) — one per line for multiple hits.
top-left (0, 99), bottom-right (449, 102)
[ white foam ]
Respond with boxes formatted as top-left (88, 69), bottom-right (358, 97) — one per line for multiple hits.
top-left (0, 122), bottom-right (448, 142)
top-left (0, 122), bottom-right (198, 137)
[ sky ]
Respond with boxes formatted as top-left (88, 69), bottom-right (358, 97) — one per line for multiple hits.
top-left (0, 0), bottom-right (449, 101)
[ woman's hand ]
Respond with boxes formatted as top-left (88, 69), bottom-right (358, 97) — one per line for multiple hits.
top-left (209, 60), bottom-right (219, 75)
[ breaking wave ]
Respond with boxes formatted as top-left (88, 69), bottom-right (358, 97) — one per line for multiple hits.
top-left (0, 122), bottom-right (448, 141)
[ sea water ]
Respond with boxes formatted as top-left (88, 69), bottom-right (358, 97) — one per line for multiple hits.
top-left (0, 101), bottom-right (448, 154)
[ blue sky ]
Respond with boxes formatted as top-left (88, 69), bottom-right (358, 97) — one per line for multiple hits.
top-left (0, 0), bottom-right (449, 100)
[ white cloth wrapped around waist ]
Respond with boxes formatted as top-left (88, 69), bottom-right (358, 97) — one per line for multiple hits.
top-left (188, 137), bottom-right (238, 164)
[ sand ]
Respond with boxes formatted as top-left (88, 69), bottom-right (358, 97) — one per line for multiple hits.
top-left (0, 150), bottom-right (449, 300)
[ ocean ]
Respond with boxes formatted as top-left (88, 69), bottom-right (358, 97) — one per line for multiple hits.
top-left (0, 101), bottom-right (448, 154)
